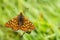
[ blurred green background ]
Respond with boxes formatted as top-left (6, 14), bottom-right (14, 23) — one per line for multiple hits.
top-left (0, 0), bottom-right (60, 40)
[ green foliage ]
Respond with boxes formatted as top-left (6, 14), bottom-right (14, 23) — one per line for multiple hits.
top-left (0, 0), bottom-right (60, 40)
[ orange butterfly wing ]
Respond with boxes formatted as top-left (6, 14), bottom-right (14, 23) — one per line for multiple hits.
top-left (5, 13), bottom-right (35, 32)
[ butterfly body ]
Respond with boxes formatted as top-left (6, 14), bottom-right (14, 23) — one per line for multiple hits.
top-left (5, 13), bottom-right (35, 32)
top-left (18, 13), bottom-right (24, 25)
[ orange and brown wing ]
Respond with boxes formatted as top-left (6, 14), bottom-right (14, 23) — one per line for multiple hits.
top-left (5, 16), bottom-right (19, 31)
top-left (19, 18), bottom-right (35, 31)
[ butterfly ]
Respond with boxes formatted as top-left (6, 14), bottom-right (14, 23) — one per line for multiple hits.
top-left (5, 12), bottom-right (35, 33)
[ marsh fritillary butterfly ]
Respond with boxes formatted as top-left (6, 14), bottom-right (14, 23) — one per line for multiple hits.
top-left (5, 13), bottom-right (35, 32)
